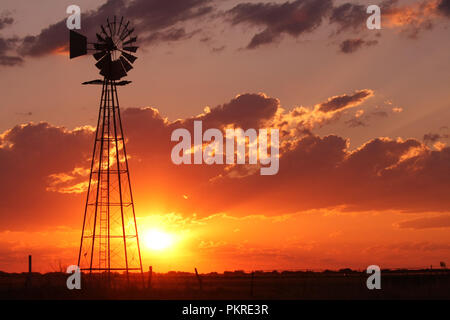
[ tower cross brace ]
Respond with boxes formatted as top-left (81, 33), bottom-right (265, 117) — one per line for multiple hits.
top-left (77, 78), bottom-right (143, 281)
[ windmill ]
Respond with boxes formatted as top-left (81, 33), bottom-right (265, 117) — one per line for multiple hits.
top-left (69, 16), bottom-right (143, 283)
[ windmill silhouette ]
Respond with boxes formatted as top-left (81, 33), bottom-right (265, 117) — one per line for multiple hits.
top-left (69, 17), bottom-right (143, 282)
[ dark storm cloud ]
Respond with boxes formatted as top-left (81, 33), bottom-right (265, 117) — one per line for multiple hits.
top-left (438, 0), bottom-right (450, 17)
top-left (0, 37), bottom-right (24, 66)
top-left (143, 28), bottom-right (199, 44)
top-left (126, 0), bottom-right (213, 30)
top-left (19, 0), bottom-right (213, 57)
top-left (225, 0), bottom-right (397, 50)
top-left (0, 14), bottom-right (14, 30)
top-left (224, 0), bottom-right (449, 51)
top-left (6, 0), bottom-right (450, 62)
top-left (0, 38), bottom-right (9, 54)
top-left (329, 2), bottom-right (366, 33)
top-left (318, 89), bottom-right (373, 112)
top-left (227, 0), bottom-right (333, 49)
top-left (330, 0), bottom-right (397, 33)
top-left (0, 55), bottom-right (23, 66)
top-left (339, 38), bottom-right (378, 53)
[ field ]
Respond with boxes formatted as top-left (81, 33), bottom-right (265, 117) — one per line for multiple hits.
top-left (1, 269), bottom-right (449, 300)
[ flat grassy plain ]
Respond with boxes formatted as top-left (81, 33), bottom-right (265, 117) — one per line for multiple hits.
top-left (1, 269), bottom-right (449, 299)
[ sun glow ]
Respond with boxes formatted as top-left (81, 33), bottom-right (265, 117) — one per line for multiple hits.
top-left (143, 229), bottom-right (174, 251)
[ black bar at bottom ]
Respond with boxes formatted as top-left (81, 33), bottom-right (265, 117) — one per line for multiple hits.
top-left (1, 300), bottom-right (447, 319)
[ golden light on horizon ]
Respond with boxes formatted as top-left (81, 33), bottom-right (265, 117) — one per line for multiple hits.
top-left (143, 229), bottom-right (175, 251)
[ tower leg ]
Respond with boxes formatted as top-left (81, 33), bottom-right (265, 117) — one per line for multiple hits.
top-left (113, 82), bottom-right (145, 286)
top-left (78, 78), bottom-right (143, 286)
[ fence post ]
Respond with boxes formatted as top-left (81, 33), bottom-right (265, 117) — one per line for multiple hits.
top-left (250, 271), bottom-right (254, 296)
top-left (195, 268), bottom-right (203, 291)
top-left (148, 266), bottom-right (152, 289)
top-left (26, 255), bottom-right (32, 288)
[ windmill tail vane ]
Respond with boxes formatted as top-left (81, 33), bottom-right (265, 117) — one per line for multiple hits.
top-left (69, 17), bottom-right (143, 282)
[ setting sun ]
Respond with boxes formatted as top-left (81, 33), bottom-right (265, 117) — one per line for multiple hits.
top-left (143, 229), bottom-right (174, 251)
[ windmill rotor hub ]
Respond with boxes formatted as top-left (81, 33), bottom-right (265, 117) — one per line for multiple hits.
top-left (105, 37), bottom-right (116, 51)
top-left (69, 16), bottom-right (139, 81)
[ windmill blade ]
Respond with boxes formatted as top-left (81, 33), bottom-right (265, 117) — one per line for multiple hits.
top-left (123, 36), bottom-right (137, 46)
top-left (112, 60), bottom-right (128, 79)
top-left (69, 30), bottom-right (87, 59)
top-left (119, 56), bottom-right (133, 72)
top-left (93, 51), bottom-right (107, 61)
top-left (95, 53), bottom-right (111, 70)
top-left (120, 51), bottom-right (137, 64)
top-left (123, 46), bottom-right (138, 53)
top-left (120, 27), bottom-right (135, 41)
top-left (117, 16), bottom-right (124, 36)
top-left (106, 18), bottom-right (113, 36)
top-left (96, 33), bottom-right (106, 43)
top-left (119, 21), bottom-right (130, 39)
top-left (100, 25), bottom-right (108, 36)
top-left (103, 60), bottom-right (127, 80)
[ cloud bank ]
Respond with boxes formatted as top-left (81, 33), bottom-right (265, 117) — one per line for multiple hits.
top-left (1, 90), bottom-right (449, 230)
top-left (2, 0), bottom-right (450, 67)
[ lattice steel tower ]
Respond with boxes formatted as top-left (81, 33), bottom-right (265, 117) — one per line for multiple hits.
top-left (69, 17), bottom-right (143, 279)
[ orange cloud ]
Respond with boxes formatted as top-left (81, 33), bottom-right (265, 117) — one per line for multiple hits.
top-left (384, 0), bottom-right (441, 29)
top-left (51, 45), bottom-right (69, 56)
top-left (1, 91), bottom-right (449, 234)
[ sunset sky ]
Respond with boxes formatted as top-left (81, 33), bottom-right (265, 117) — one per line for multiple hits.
top-left (0, 0), bottom-right (450, 273)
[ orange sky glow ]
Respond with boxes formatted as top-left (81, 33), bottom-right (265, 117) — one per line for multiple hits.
top-left (0, 0), bottom-right (450, 274)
